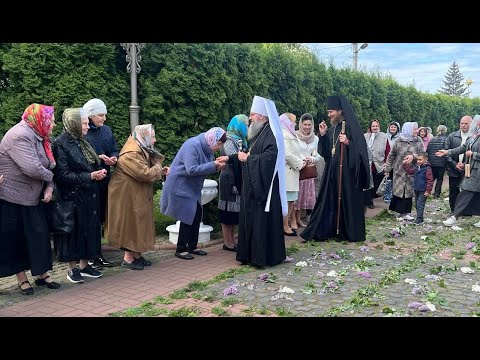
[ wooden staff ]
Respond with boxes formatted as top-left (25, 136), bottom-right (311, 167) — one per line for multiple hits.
top-left (336, 120), bottom-right (346, 235)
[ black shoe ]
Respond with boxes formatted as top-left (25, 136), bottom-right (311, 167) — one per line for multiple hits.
top-left (367, 204), bottom-right (375, 209)
top-left (18, 280), bottom-right (34, 295)
top-left (222, 244), bottom-right (237, 252)
top-left (188, 249), bottom-right (207, 256)
top-left (284, 231), bottom-right (297, 237)
top-left (175, 252), bottom-right (194, 260)
top-left (93, 256), bottom-right (113, 268)
top-left (35, 275), bottom-right (61, 289)
top-left (79, 264), bottom-right (103, 278)
top-left (121, 260), bottom-right (144, 270)
top-left (135, 256), bottom-right (152, 266)
top-left (67, 268), bottom-right (85, 284)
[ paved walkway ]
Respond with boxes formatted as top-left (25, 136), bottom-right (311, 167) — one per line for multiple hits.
top-left (10, 182), bottom-right (477, 318)
top-left (0, 197), bottom-right (390, 317)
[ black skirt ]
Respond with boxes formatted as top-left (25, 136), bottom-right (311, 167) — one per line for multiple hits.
top-left (389, 195), bottom-right (413, 214)
top-left (0, 199), bottom-right (52, 277)
top-left (218, 209), bottom-right (239, 225)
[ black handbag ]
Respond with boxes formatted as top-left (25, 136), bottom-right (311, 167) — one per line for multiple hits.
top-left (46, 201), bottom-right (75, 234)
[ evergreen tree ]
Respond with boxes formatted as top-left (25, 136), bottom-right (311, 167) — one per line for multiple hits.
top-left (438, 61), bottom-right (470, 97)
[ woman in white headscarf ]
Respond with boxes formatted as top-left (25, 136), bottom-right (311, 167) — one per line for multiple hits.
top-left (384, 122), bottom-right (424, 219)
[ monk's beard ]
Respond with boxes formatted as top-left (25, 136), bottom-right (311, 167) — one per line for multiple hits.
top-left (329, 117), bottom-right (340, 126)
top-left (248, 121), bottom-right (265, 140)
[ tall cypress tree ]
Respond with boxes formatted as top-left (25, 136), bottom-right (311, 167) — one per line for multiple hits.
top-left (438, 61), bottom-right (469, 97)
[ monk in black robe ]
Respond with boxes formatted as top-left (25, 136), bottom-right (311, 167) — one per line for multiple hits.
top-left (236, 96), bottom-right (287, 267)
top-left (301, 95), bottom-right (369, 242)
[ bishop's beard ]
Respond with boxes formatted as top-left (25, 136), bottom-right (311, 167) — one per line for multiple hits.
top-left (248, 120), bottom-right (265, 140)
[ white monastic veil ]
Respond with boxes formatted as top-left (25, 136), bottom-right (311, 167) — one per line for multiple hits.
top-left (261, 98), bottom-right (288, 216)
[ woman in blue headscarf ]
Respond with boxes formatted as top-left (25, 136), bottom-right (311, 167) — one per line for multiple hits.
top-left (217, 115), bottom-right (249, 251)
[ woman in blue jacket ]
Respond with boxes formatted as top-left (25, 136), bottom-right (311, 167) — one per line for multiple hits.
top-left (161, 127), bottom-right (228, 260)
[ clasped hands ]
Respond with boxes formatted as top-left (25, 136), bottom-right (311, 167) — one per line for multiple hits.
top-left (99, 154), bottom-right (117, 166)
top-left (91, 169), bottom-right (107, 181)
top-left (302, 157), bottom-right (313, 168)
top-left (215, 155), bottom-right (229, 170)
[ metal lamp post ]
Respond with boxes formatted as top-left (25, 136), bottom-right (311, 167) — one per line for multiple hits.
top-left (352, 43), bottom-right (368, 71)
top-left (120, 43), bottom-right (146, 132)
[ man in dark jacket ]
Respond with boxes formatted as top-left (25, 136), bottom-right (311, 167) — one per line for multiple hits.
top-left (444, 116), bottom-right (471, 212)
top-left (426, 125), bottom-right (448, 198)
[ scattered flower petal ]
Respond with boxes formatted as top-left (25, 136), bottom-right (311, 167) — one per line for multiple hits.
top-left (359, 246), bottom-right (369, 252)
top-left (460, 267), bottom-right (474, 274)
top-left (425, 301), bottom-right (436, 312)
top-left (258, 273), bottom-right (269, 281)
top-left (295, 261), bottom-right (308, 267)
top-left (357, 271), bottom-right (371, 278)
top-left (472, 283), bottom-right (480, 293)
top-left (405, 278), bottom-right (417, 285)
top-left (465, 242), bottom-right (476, 250)
top-left (418, 305), bottom-right (430, 312)
top-left (223, 285), bottom-right (238, 296)
top-left (326, 270), bottom-right (338, 277)
top-left (279, 286), bottom-right (295, 294)
top-left (425, 275), bottom-right (442, 281)
top-left (408, 302), bottom-right (423, 309)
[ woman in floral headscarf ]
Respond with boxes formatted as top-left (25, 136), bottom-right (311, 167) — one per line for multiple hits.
top-left (0, 103), bottom-right (59, 295)
top-left (107, 124), bottom-right (168, 270)
top-left (161, 127), bottom-right (228, 260)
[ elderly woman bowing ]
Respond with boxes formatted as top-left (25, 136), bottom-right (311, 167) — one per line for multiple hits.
top-left (106, 124), bottom-right (167, 270)
top-left (161, 127), bottom-right (228, 260)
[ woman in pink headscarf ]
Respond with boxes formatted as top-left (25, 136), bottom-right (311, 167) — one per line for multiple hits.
top-left (0, 103), bottom-right (60, 295)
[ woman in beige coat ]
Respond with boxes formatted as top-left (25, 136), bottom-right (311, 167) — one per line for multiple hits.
top-left (106, 124), bottom-right (168, 270)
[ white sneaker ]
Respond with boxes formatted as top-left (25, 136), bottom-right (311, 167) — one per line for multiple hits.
top-left (403, 214), bottom-right (415, 221)
top-left (443, 216), bottom-right (457, 227)
top-left (473, 221), bottom-right (480, 228)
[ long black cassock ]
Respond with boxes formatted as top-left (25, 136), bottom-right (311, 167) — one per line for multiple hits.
top-left (301, 121), bottom-right (369, 242)
top-left (236, 122), bottom-right (286, 267)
